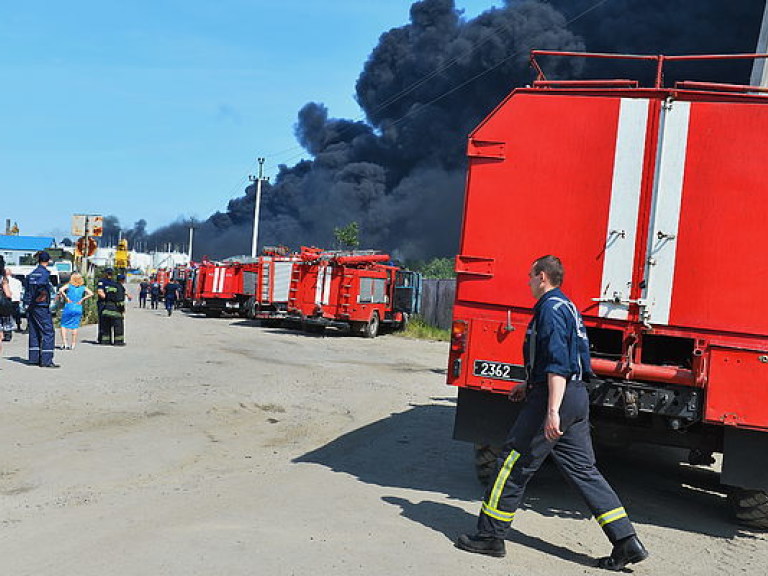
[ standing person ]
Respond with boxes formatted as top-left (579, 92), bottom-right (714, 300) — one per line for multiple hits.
top-left (456, 256), bottom-right (648, 571)
top-left (97, 268), bottom-right (126, 346)
top-left (150, 280), bottom-right (161, 310)
top-left (163, 279), bottom-right (180, 316)
top-left (5, 268), bottom-right (24, 333)
top-left (0, 257), bottom-right (14, 355)
top-left (23, 251), bottom-right (59, 368)
top-left (138, 278), bottom-right (150, 308)
top-left (58, 272), bottom-right (93, 350)
top-left (95, 268), bottom-right (110, 344)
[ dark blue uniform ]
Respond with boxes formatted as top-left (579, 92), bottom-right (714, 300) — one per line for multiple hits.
top-left (163, 282), bottom-right (180, 316)
top-left (23, 264), bottom-right (56, 366)
top-left (477, 287), bottom-right (636, 545)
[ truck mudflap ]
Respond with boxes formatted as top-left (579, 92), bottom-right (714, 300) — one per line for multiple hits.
top-left (722, 427), bottom-right (768, 492)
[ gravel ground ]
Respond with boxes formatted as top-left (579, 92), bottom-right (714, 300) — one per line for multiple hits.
top-left (0, 293), bottom-right (765, 575)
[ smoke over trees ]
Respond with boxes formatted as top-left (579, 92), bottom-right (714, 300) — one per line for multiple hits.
top-left (120, 0), bottom-right (764, 260)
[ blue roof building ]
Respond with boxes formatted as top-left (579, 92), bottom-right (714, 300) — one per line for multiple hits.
top-left (0, 235), bottom-right (56, 266)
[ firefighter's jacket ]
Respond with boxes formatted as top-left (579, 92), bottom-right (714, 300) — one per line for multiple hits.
top-left (524, 287), bottom-right (592, 386)
top-left (99, 279), bottom-right (125, 316)
top-left (23, 264), bottom-right (52, 309)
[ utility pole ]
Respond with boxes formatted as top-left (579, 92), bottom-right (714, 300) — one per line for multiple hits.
top-left (188, 222), bottom-right (195, 262)
top-left (249, 157), bottom-right (268, 258)
top-left (81, 215), bottom-right (90, 277)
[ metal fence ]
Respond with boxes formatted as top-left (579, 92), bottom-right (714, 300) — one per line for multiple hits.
top-left (420, 278), bottom-right (456, 330)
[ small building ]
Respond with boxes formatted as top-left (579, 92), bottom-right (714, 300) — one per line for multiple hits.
top-left (0, 235), bottom-right (56, 266)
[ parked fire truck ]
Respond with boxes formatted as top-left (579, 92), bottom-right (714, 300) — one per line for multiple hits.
top-left (190, 261), bottom-right (244, 317)
top-left (237, 251), bottom-right (301, 325)
top-left (287, 247), bottom-right (422, 337)
top-left (448, 51), bottom-right (768, 528)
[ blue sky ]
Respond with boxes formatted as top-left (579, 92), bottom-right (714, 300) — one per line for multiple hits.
top-left (0, 1), bottom-right (498, 239)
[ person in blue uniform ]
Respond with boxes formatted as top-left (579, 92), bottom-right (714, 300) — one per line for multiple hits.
top-left (23, 251), bottom-right (59, 368)
top-left (163, 280), bottom-right (180, 316)
top-left (97, 269), bottom-right (126, 345)
top-left (456, 255), bottom-right (648, 571)
top-left (150, 280), bottom-right (161, 310)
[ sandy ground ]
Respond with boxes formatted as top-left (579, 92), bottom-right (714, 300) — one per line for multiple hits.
top-left (0, 293), bottom-right (765, 576)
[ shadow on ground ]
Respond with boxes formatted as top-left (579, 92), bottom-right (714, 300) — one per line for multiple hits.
top-left (296, 402), bottom-right (758, 541)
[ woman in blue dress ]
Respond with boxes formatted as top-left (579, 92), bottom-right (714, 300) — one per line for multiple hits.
top-left (58, 272), bottom-right (93, 350)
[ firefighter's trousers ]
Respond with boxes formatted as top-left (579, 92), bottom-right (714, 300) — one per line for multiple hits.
top-left (28, 306), bottom-right (55, 366)
top-left (99, 309), bottom-right (124, 345)
top-left (477, 381), bottom-right (635, 544)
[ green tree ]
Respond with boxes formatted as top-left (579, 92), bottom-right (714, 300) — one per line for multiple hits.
top-left (334, 221), bottom-right (360, 250)
top-left (412, 257), bottom-right (456, 279)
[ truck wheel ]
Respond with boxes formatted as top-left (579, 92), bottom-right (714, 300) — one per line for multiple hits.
top-left (475, 444), bottom-right (501, 485)
top-left (245, 297), bottom-right (257, 320)
top-left (729, 489), bottom-right (768, 529)
top-left (363, 312), bottom-right (380, 338)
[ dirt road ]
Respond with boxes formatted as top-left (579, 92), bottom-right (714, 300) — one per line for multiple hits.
top-left (0, 299), bottom-right (765, 575)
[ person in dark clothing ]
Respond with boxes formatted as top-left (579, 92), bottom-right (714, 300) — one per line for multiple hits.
top-left (138, 278), bottom-right (150, 308)
top-left (23, 251), bottom-right (59, 368)
top-left (150, 281), bottom-right (161, 310)
top-left (456, 255), bottom-right (648, 571)
top-left (163, 280), bottom-right (181, 316)
top-left (97, 269), bottom-right (126, 345)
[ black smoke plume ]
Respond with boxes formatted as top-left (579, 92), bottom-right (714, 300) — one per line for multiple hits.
top-left (127, 0), bottom-right (764, 260)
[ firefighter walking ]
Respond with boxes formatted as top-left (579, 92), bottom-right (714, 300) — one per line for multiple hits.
top-left (23, 251), bottom-right (59, 368)
top-left (97, 268), bottom-right (126, 345)
top-left (456, 256), bottom-right (648, 571)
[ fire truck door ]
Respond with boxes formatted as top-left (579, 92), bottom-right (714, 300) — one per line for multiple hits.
top-left (642, 100), bottom-right (691, 326)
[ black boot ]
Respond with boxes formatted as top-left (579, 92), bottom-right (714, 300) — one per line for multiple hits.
top-left (598, 535), bottom-right (648, 571)
top-left (456, 533), bottom-right (506, 558)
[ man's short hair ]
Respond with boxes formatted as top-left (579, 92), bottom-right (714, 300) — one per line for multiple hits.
top-left (38, 251), bottom-right (51, 263)
top-left (532, 255), bottom-right (564, 286)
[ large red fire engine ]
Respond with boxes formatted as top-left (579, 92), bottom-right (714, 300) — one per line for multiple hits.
top-left (287, 247), bottom-right (422, 337)
top-left (190, 261), bottom-right (244, 317)
top-left (448, 51), bottom-right (768, 528)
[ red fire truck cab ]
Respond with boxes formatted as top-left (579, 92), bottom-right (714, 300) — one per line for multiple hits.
top-left (287, 247), bottom-right (422, 337)
top-left (449, 51), bottom-right (768, 528)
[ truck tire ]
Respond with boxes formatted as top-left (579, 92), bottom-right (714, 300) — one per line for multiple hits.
top-left (245, 297), bottom-right (257, 320)
top-left (363, 312), bottom-right (379, 338)
top-left (475, 444), bottom-right (501, 485)
top-left (729, 489), bottom-right (768, 530)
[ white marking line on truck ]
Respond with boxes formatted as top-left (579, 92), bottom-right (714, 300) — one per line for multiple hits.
top-left (600, 98), bottom-right (650, 320)
top-left (645, 100), bottom-right (691, 325)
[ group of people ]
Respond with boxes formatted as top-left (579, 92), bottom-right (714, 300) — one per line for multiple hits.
top-left (0, 252), bottom-right (141, 367)
top-left (138, 277), bottom-right (182, 316)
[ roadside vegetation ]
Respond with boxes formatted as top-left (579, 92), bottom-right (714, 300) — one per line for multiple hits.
top-left (398, 315), bottom-right (449, 342)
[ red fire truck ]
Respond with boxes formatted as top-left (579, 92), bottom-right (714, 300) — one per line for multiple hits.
top-left (287, 247), bottom-right (422, 337)
top-left (190, 261), bottom-right (244, 317)
top-left (448, 51), bottom-right (768, 528)
top-left (238, 253), bottom-right (301, 325)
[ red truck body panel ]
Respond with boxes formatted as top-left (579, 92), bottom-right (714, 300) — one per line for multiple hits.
top-left (449, 75), bottom-right (768, 432)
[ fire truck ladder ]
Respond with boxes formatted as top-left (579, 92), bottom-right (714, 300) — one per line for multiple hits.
top-left (288, 263), bottom-right (302, 311)
top-left (339, 271), bottom-right (353, 320)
